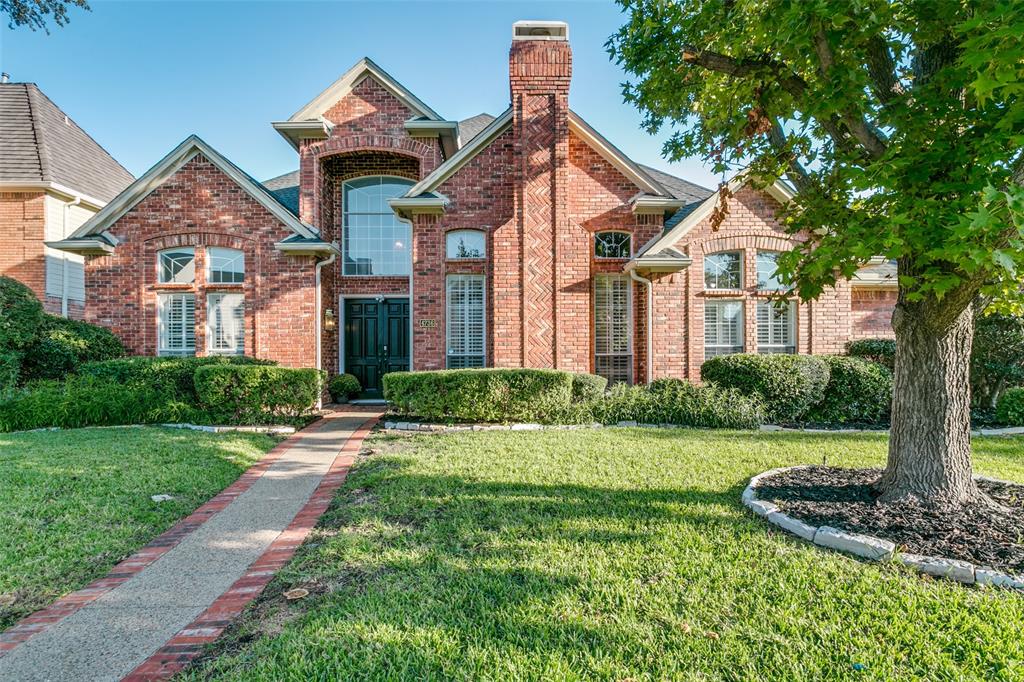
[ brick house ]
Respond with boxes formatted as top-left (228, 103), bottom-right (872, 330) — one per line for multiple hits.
top-left (51, 21), bottom-right (895, 397)
top-left (0, 80), bottom-right (134, 318)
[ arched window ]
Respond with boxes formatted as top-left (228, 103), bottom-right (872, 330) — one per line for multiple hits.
top-left (446, 230), bottom-right (486, 259)
top-left (594, 231), bottom-right (631, 259)
top-left (342, 176), bottom-right (415, 276)
top-left (158, 247), bottom-right (195, 284)
top-left (704, 251), bottom-right (742, 290)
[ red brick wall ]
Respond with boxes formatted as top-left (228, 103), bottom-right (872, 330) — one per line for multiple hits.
top-left (83, 154), bottom-right (318, 368)
top-left (653, 186), bottom-right (853, 381)
top-left (851, 288), bottom-right (896, 339)
top-left (0, 191), bottom-right (46, 302)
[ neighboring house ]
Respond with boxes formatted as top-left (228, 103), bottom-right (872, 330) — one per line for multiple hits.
top-left (0, 80), bottom-right (134, 318)
top-left (51, 21), bottom-right (895, 397)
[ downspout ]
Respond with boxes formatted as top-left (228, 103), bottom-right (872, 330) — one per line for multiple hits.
top-left (629, 269), bottom-right (654, 384)
top-left (61, 196), bottom-right (82, 317)
top-left (314, 252), bottom-right (337, 408)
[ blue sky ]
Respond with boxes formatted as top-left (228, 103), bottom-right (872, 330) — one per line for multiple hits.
top-left (1, 0), bottom-right (719, 188)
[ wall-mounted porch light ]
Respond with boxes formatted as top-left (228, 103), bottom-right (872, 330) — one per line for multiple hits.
top-left (324, 307), bottom-right (337, 332)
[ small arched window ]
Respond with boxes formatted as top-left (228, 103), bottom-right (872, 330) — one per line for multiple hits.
top-left (446, 230), bottom-right (486, 259)
top-left (594, 231), bottom-right (631, 259)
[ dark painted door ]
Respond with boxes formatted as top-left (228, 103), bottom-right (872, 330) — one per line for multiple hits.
top-left (344, 298), bottom-right (409, 398)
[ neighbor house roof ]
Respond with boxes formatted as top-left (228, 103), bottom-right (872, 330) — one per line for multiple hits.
top-left (50, 136), bottom-right (336, 256)
top-left (0, 83), bottom-right (134, 204)
top-left (263, 169), bottom-right (300, 215)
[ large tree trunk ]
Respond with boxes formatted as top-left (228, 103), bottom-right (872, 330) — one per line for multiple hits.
top-left (876, 291), bottom-right (979, 506)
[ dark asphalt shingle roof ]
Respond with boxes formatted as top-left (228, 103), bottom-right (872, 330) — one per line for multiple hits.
top-left (262, 169), bottom-right (300, 215)
top-left (457, 113), bottom-right (496, 145)
top-left (0, 83), bottom-right (134, 202)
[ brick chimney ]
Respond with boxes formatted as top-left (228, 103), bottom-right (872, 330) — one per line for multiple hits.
top-left (505, 21), bottom-right (572, 368)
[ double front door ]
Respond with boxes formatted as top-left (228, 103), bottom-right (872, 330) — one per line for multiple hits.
top-left (343, 298), bottom-right (410, 398)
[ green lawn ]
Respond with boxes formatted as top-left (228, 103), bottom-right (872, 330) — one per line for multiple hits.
top-left (0, 426), bottom-right (275, 629)
top-left (183, 429), bottom-right (1024, 681)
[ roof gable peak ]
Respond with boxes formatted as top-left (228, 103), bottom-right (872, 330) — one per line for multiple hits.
top-left (288, 57), bottom-right (443, 123)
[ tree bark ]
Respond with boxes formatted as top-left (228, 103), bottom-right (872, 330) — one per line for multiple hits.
top-left (876, 292), bottom-right (979, 505)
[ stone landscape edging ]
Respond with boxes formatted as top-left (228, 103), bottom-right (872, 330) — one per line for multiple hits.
top-left (743, 466), bottom-right (1024, 591)
top-left (381, 421), bottom-right (1024, 436)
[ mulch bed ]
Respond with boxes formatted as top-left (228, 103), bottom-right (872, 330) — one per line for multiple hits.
top-left (757, 467), bottom-right (1024, 575)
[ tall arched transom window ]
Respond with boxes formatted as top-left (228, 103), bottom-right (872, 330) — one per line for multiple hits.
top-left (342, 176), bottom-right (415, 276)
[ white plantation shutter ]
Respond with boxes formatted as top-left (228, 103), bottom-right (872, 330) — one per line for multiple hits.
top-left (446, 275), bottom-right (485, 368)
top-left (207, 293), bottom-right (245, 355)
top-left (704, 300), bottom-right (744, 359)
top-left (158, 294), bottom-right (195, 356)
top-left (757, 300), bottom-right (795, 353)
top-left (594, 274), bottom-right (632, 384)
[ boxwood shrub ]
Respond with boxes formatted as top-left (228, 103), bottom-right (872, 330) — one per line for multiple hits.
top-left (383, 368), bottom-right (575, 423)
top-left (804, 356), bottom-right (892, 425)
top-left (701, 353), bottom-right (830, 423)
top-left (846, 338), bottom-right (896, 371)
top-left (80, 356), bottom-right (273, 402)
top-left (572, 373), bottom-right (608, 401)
top-left (19, 316), bottom-right (126, 382)
top-left (0, 375), bottom-right (196, 432)
top-left (591, 378), bottom-right (764, 429)
top-left (194, 365), bottom-right (325, 424)
top-left (996, 387), bottom-right (1024, 426)
top-left (328, 373), bottom-right (362, 403)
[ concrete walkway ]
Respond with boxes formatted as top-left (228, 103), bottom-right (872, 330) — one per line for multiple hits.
top-left (0, 409), bottom-right (379, 682)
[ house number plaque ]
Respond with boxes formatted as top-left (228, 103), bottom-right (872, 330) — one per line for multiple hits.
top-left (418, 319), bottom-right (438, 328)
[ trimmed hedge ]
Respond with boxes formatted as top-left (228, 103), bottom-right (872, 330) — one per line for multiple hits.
top-left (20, 316), bottom-right (125, 382)
top-left (383, 369), bottom-right (575, 423)
top-left (804, 356), bottom-right (892, 425)
top-left (572, 373), bottom-right (608, 401)
top-left (996, 387), bottom-right (1024, 426)
top-left (701, 354), bottom-right (830, 423)
top-left (0, 375), bottom-right (195, 432)
top-left (194, 365), bottom-right (324, 424)
top-left (80, 356), bottom-right (272, 402)
top-left (590, 378), bottom-right (764, 429)
top-left (0, 276), bottom-right (45, 354)
top-left (846, 338), bottom-right (896, 371)
top-left (328, 373), bottom-right (362, 403)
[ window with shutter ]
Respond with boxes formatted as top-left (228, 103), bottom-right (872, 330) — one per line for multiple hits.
top-left (158, 293), bottom-right (195, 356)
top-left (207, 293), bottom-right (245, 355)
top-left (704, 300), bottom-right (744, 359)
top-left (594, 274), bottom-right (632, 384)
top-left (757, 300), bottom-right (796, 353)
top-left (446, 275), bottom-right (485, 368)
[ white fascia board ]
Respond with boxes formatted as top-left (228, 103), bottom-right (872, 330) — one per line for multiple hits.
top-left (271, 120), bottom-right (332, 151)
top-left (404, 119), bottom-right (459, 158)
top-left (45, 238), bottom-right (114, 255)
top-left (274, 240), bottom-right (340, 256)
top-left (69, 135), bottom-right (319, 242)
top-left (632, 196), bottom-right (685, 214)
top-left (404, 109), bottom-right (513, 198)
top-left (289, 57), bottom-right (443, 122)
top-left (568, 111), bottom-right (669, 197)
top-left (624, 254), bottom-right (693, 274)
top-left (389, 196), bottom-right (448, 219)
top-left (0, 181), bottom-right (107, 210)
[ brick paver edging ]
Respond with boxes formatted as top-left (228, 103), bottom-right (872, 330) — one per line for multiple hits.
top-left (0, 417), bottom-right (331, 657)
top-left (121, 413), bottom-right (380, 680)
top-left (744, 466), bottom-right (1024, 591)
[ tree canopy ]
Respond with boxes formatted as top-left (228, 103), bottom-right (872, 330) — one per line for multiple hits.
top-left (2, 0), bottom-right (88, 32)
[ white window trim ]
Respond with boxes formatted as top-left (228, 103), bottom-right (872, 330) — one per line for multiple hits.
top-left (446, 274), bottom-right (486, 368)
top-left (207, 246), bottom-right (246, 284)
top-left (445, 229), bottom-right (487, 260)
top-left (594, 230), bottom-right (633, 260)
top-left (757, 299), bottom-right (797, 354)
top-left (756, 250), bottom-right (786, 292)
top-left (157, 247), bottom-right (196, 285)
top-left (206, 293), bottom-right (246, 355)
top-left (704, 251), bottom-right (743, 291)
top-left (594, 274), bottom-right (633, 384)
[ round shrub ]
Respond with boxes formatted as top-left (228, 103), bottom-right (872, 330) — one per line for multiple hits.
top-left (804, 356), bottom-right (892, 425)
top-left (996, 387), bottom-right (1024, 426)
top-left (846, 338), bottom-right (896, 371)
top-left (0, 276), bottom-right (45, 353)
top-left (19, 317), bottom-right (126, 382)
top-left (701, 353), bottom-right (830, 423)
top-left (572, 373), bottom-right (608, 401)
top-left (328, 373), bottom-right (362, 403)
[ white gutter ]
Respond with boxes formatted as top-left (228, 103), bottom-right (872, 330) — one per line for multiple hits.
top-left (61, 196), bottom-right (82, 317)
top-left (628, 269), bottom-right (654, 384)
top-left (314, 252), bottom-right (337, 408)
